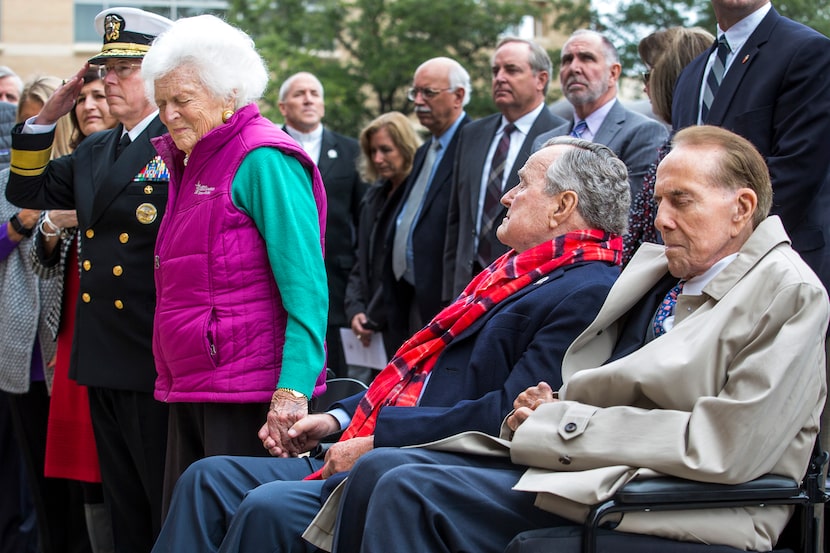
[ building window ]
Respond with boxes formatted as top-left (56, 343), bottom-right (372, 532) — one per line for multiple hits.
top-left (74, 0), bottom-right (228, 42)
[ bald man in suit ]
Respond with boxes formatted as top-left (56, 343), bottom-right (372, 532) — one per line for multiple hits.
top-left (532, 30), bottom-right (667, 200)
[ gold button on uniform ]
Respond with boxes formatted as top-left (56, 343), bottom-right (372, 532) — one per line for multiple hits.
top-left (144, 185), bottom-right (154, 194)
top-left (119, 233), bottom-right (129, 244)
top-left (83, 260), bottom-right (91, 271)
top-left (85, 229), bottom-right (94, 239)
top-left (114, 300), bottom-right (124, 310)
top-left (112, 265), bottom-right (123, 276)
top-left (82, 293), bottom-right (91, 303)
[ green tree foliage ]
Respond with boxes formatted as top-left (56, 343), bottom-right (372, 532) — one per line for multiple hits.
top-left (229, 0), bottom-right (540, 137)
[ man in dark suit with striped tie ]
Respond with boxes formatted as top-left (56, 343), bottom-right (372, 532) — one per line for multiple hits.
top-left (443, 37), bottom-right (565, 300)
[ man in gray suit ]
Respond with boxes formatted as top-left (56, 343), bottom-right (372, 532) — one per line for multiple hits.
top-left (443, 38), bottom-right (566, 300)
top-left (533, 30), bottom-right (667, 199)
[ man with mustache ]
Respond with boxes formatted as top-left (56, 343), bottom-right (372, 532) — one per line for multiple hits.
top-left (443, 38), bottom-right (564, 300)
top-left (383, 57), bottom-right (471, 350)
top-left (533, 30), bottom-right (666, 200)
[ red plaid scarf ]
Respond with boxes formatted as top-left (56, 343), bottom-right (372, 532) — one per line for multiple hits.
top-left (305, 229), bottom-right (620, 479)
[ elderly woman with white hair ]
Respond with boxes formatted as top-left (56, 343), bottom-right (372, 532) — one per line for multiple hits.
top-left (141, 14), bottom-right (329, 515)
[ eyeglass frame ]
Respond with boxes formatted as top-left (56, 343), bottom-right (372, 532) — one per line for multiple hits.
top-left (97, 61), bottom-right (143, 80)
top-left (406, 86), bottom-right (454, 102)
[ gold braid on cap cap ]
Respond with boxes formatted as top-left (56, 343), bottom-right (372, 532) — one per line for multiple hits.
top-left (101, 43), bottom-right (151, 54)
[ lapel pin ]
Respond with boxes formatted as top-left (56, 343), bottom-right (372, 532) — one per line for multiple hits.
top-left (327, 149), bottom-right (338, 159)
top-left (742, 55), bottom-right (749, 64)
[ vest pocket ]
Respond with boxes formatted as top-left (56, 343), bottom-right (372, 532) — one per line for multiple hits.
top-left (206, 309), bottom-right (219, 368)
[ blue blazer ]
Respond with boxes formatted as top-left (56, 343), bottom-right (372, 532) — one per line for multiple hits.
top-left (336, 260), bottom-right (619, 447)
top-left (672, 7), bottom-right (830, 289)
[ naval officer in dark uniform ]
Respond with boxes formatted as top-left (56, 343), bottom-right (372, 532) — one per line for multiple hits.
top-left (6, 8), bottom-right (173, 552)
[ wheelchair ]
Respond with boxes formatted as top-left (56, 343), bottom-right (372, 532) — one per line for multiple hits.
top-left (506, 440), bottom-right (828, 553)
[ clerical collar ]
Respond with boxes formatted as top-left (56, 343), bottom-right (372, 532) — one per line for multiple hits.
top-left (284, 124), bottom-right (323, 162)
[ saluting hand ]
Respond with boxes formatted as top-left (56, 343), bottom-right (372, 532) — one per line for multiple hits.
top-left (34, 64), bottom-right (89, 126)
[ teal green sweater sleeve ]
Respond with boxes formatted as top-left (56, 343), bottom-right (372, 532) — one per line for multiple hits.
top-left (231, 147), bottom-right (327, 397)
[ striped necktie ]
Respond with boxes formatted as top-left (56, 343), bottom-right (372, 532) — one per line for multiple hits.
top-left (701, 35), bottom-right (731, 122)
top-left (477, 123), bottom-right (515, 268)
top-left (570, 120), bottom-right (588, 139)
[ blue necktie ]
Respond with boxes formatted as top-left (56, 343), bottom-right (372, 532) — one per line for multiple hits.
top-left (570, 120), bottom-right (588, 139)
top-left (653, 281), bottom-right (684, 337)
top-left (392, 140), bottom-right (441, 281)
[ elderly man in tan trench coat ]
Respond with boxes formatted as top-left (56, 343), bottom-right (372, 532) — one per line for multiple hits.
top-left (307, 125), bottom-right (829, 553)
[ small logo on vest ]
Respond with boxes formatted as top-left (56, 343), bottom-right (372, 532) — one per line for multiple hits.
top-left (194, 182), bottom-right (215, 195)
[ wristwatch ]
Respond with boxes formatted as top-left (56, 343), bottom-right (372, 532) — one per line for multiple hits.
top-left (277, 387), bottom-right (308, 400)
top-left (9, 213), bottom-right (33, 238)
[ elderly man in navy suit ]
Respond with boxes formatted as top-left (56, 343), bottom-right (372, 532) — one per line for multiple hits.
top-left (151, 137), bottom-right (630, 553)
top-left (442, 38), bottom-right (566, 299)
top-left (532, 30), bottom-right (666, 199)
top-left (278, 72), bottom-right (366, 376)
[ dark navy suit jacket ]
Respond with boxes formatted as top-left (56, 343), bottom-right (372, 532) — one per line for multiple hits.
top-left (443, 108), bottom-right (565, 299)
top-left (335, 260), bottom-right (620, 447)
top-left (382, 114), bottom-right (471, 349)
top-left (672, 7), bottom-right (830, 288)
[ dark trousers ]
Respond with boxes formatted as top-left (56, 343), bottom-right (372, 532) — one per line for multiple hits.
top-left (332, 448), bottom-right (569, 553)
top-left (153, 455), bottom-right (324, 553)
top-left (161, 401), bottom-right (270, 519)
top-left (326, 324), bottom-right (346, 376)
top-left (6, 382), bottom-right (91, 553)
top-left (0, 392), bottom-right (37, 553)
top-left (88, 387), bottom-right (168, 553)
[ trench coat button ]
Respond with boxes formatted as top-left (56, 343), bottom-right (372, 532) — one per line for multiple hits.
top-left (82, 293), bottom-right (91, 303)
top-left (82, 260), bottom-right (91, 271)
top-left (559, 455), bottom-right (572, 465)
top-left (564, 422), bottom-right (578, 433)
top-left (114, 300), bottom-right (124, 310)
top-left (112, 265), bottom-right (123, 276)
top-left (85, 229), bottom-right (94, 239)
top-left (119, 233), bottom-right (129, 244)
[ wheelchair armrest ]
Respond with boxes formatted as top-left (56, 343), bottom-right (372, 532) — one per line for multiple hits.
top-left (616, 474), bottom-right (801, 504)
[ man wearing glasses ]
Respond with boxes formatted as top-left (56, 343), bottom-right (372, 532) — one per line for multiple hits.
top-left (6, 8), bottom-right (173, 552)
top-left (382, 57), bottom-right (471, 350)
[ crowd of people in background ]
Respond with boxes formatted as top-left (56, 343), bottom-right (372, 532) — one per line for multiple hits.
top-left (0, 0), bottom-right (829, 551)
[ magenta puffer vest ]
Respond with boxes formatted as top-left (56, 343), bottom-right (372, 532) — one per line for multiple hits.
top-left (151, 104), bottom-right (327, 403)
